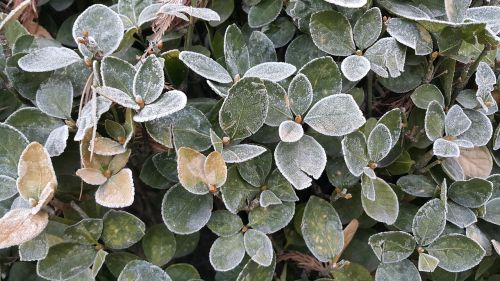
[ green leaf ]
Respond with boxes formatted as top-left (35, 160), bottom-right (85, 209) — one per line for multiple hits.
top-left (37, 242), bottom-right (97, 280)
top-left (133, 90), bottom-right (187, 123)
top-left (278, 120), bottom-right (304, 143)
top-left (244, 229), bottom-right (273, 266)
top-left (261, 17), bottom-right (296, 48)
top-left (219, 77), bottom-right (268, 140)
top-left (418, 253), bottom-right (439, 272)
top-left (341, 55), bottom-right (371, 82)
top-left (365, 38), bottom-right (406, 78)
top-left (324, 0), bottom-right (366, 8)
top-left (426, 234), bottom-right (485, 272)
top-left (267, 169), bottom-right (298, 202)
top-left (411, 84), bottom-right (445, 110)
top-left (222, 144), bottom-right (267, 163)
top-left (236, 254), bottom-right (276, 281)
top-left (248, 202), bottom-right (295, 234)
top-left (264, 80), bottom-right (292, 127)
top-left (102, 210), bottom-right (146, 250)
top-left (299, 56), bottom-right (342, 103)
top-left (6, 107), bottom-right (64, 144)
top-left (243, 62), bottom-right (296, 82)
top-left (0, 175), bottom-right (17, 201)
top-left (285, 35), bottom-right (326, 69)
top-left (275, 135), bottom-right (327, 190)
top-left (445, 105), bottom-right (471, 137)
top-left (64, 218), bottom-right (103, 245)
top-left (447, 201), bottom-right (477, 228)
top-left (367, 124), bottom-right (392, 162)
top-left (361, 177), bottom-right (399, 224)
top-left (18, 47), bottom-right (81, 72)
top-left (483, 197), bottom-right (500, 225)
top-left (237, 150), bottom-right (272, 187)
top-left (353, 7), bottom-right (382, 50)
top-left (309, 10), bottom-right (355, 56)
top-left (449, 178), bottom-right (493, 208)
top-left (179, 51), bottom-right (232, 83)
top-left (133, 55), bottom-right (164, 104)
top-left (221, 166), bottom-right (260, 213)
top-left (101, 56), bottom-right (135, 97)
top-left (92, 249), bottom-right (108, 278)
top-left (412, 199), bottom-right (446, 246)
top-left (247, 0), bottom-right (282, 28)
top-left (118, 260), bottom-right (172, 281)
top-left (386, 18), bottom-right (433, 55)
top-left (342, 132), bottom-right (369, 177)
top-left (259, 190), bottom-right (282, 207)
top-left (301, 196), bottom-right (344, 262)
top-left (369, 231), bottom-right (416, 263)
top-left (19, 233), bottom-right (48, 261)
top-left (36, 76), bottom-right (73, 119)
top-left (457, 109), bottom-right (492, 147)
top-left (288, 73), bottom-right (313, 116)
top-left (425, 100), bottom-right (445, 141)
top-left (142, 224), bottom-right (176, 266)
top-left (72, 4), bottom-right (124, 57)
top-left (375, 259), bottom-right (421, 281)
top-left (209, 0), bottom-right (234, 26)
top-left (209, 233), bottom-right (245, 272)
top-left (207, 210), bottom-right (243, 237)
top-left (165, 263), bottom-right (200, 281)
top-left (162, 184), bottom-right (213, 234)
top-left (248, 31), bottom-right (277, 66)
top-left (331, 262), bottom-right (373, 281)
top-left (224, 24), bottom-right (249, 77)
top-left (118, 0), bottom-right (152, 24)
top-left (105, 252), bottom-right (140, 278)
top-left (397, 175), bottom-right (436, 197)
top-left (445, 0), bottom-right (471, 23)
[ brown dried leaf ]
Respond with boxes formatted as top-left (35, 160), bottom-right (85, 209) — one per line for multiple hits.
top-left (31, 182), bottom-right (56, 214)
top-left (457, 146), bottom-right (493, 178)
top-left (333, 219), bottom-right (359, 264)
top-left (0, 208), bottom-right (49, 249)
top-left (108, 150), bottom-right (131, 174)
top-left (16, 142), bottom-right (57, 201)
top-left (204, 151), bottom-right (227, 187)
top-left (76, 168), bottom-right (108, 185)
top-left (95, 168), bottom-right (134, 208)
top-left (80, 129), bottom-right (112, 169)
top-left (92, 137), bottom-right (127, 156)
top-left (177, 147), bottom-right (207, 194)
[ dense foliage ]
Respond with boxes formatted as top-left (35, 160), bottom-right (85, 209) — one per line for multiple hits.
top-left (0, 0), bottom-right (500, 280)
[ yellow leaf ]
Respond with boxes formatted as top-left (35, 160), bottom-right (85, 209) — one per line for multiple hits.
top-left (16, 142), bottom-right (57, 202)
top-left (0, 208), bottom-right (49, 249)
top-left (457, 146), bottom-right (493, 178)
top-left (177, 147), bottom-right (208, 194)
top-left (95, 168), bottom-right (134, 208)
top-left (80, 129), bottom-right (112, 170)
top-left (76, 168), bottom-right (108, 185)
top-left (204, 151), bottom-right (227, 187)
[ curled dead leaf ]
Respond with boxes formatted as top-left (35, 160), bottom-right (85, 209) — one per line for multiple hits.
top-left (457, 146), bottom-right (493, 178)
top-left (0, 208), bottom-right (49, 249)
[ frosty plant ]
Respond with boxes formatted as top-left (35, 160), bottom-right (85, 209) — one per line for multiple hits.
top-left (1, 0), bottom-right (500, 280)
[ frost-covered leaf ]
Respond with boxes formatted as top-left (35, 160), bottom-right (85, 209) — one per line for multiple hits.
top-left (236, 255), bottom-right (276, 281)
top-left (275, 135), bottom-right (326, 190)
top-left (6, 107), bottom-right (64, 145)
top-left (425, 101), bottom-right (445, 141)
top-left (412, 199), bottom-right (446, 246)
top-left (418, 253), bottom-right (439, 272)
top-left (466, 6), bottom-right (500, 34)
top-left (426, 234), bottom-right (485, 272)
top-left (74, 96), bottom-right (112, 141)
top-left (411, 84), bottom-right (444, 110)
top-left (222, 144), bottom-right (266, 163)
top-left (133, 55), bottom-right (165, 104)
top-left (445, 0), bottom-right (471, 22)
top-left (247, 0), bottom-right (282, 28)
top-left (209, 233), bottom-right (245, 272)
top-left (118, 0), bottom-right (152, 25)
top-left (368, 231), bottom-right (416, 263)
top-left (102, 210), bottom-right (145, 250)
top-left (17, 142), bottom-right (57, 202)
top-left (259, 190), bottom-right (281, 207)
top-left (244, 62), bottom-right (296, 82)
top-left (248, 202), bottom-right (295, 234)
top-left (476, 62), bottom-right (496, 89)
top-left (118, 260), bottom-right (172, 281)
top-left (96, 168), bottom-right (135, 208)
top-left (92, 137), bottom-right (126, 156)
top-left (456, 146), bottom-right (492, 178)
top-left (133, 90), bottom-right (187, 122)
top-left (324, 0), bottom-right (366, 8)
top-left (0, 208), bottom-right (48, 249)
top-left (219, 78), bottom-right (268, 140)
top-left (0, 124), bottom-right (29, 178)
top-left (304, 94), bottom-right (365, 136)
top-left (44, 125), bottom-right (69, 157)
top-left (36, 77), bottom-right (73, 119)
top-left (224, 24), bottom-right (249, 77)
top-left (466, 224), bottom-right (492, 256)
top-left (160, 3), bottom-right (220, 21)
top-left (72, 4), bottom-right (124, 57)
top-left (101, 56), bottom-right (135, 97)
top-left (278, 120), bottom-right (304, 143)
top-left (483, 198), bottom-right (500, 225)
top-left (457, 109), bottom-right (492, 146)
top-left (0, 175), bottom-right (17, 201)
top-left (397, 175), bottom-right (436, 197)
top-left (142, 224), bottom-right (176, 267)
top-left (95, 86), bottom-right (138, 110)
top-left (162, 184), bottom-right (213, 234)
top-left (445, 105), bottom-right (471, 137)
top-left (221, 166), bottom-right (260, 213)
top-left (353, 7), bottom-right (382, 50)
top-left (18, 47), bottom-right (80, 72)
top-left (19, 232), bottom-right (48, 261)
top-left (367, 124), bottom-right (392, 162)
top-left (387, 18), bottom-right (432, 55)
top-left (302, 196), bottom-right (344, 262)
top-left (37, 242), bottom-right (96, 280)
top-left (263, 80), bottom-right (292, 126)
top-left (448, 178), bottom-right (493, 208)
top-left (177, 147), bottom-right (206, 194)
top-left (375, 260), bottom-right (421, 281)
top-left (298, 56), bottom-right (342, 103)
top-left (244, 229), bottom-right (273, 266)
top-left (342, 132), bottom-right (368, 177)
top-left (365, 38), bottom-right (406, 78)
top-left (205, 151), bottom-right (227, 188)
top-left (341, 55), bottom-right (371, 82)
top-left (361, 177), bottom-right (399, 224)
top-left (309, 10), bottom-right (355, 56)
top-left (179, 51), bottom-right (232, 83)
top-left (288, 73), bottom-right (313, 116)
top-left (433, 138), bottom-right (460, 158)
top-left (64, 218), bottom-right (103, 245)
top-left (207, 210), bottom-right (243, 237)
top-left (248, 31), bottom-right (277, 67)
top-left (447, 201), bottom-right (477, 228)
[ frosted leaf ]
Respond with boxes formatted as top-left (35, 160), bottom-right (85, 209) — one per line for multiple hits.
top-left (210, 130), bottom-right (223, 152)
top-left (287, 73), bottom-right (313, 116)
top-left (301, 196), bottom-right (343, 262)
top-left (0, 124), bottom-right (29, 178)
top-left (209, 234), bottom-right (245, 272)
top-left (447, 201), bottom-right (477, 228)
top-left (31, 182), bottom-right (55, 215)
top-left (342, 132), bottom-right (369, 177)
top-left (177, 147), bottom-right (207, 195)
top-left (0, 176), bottom-right (17, 201)
top-left (247, 0), bottom-right (282, 28)
top-left (449, 178), bottom-right (493, 208)
top-left (204, 151), bottom-right (227, 188)
top-left (353, 7), bottom-right (382, 50)
top-left (475, 62), bottom-right (496, 88)
top-left (95, 168), bottom-right (135, 208)
top-left (441, 157), bottom-right (465, 181)
top-left (19, 232), bottom-right (48, 261)
top-left (362, 174), bottom-right (376, 200)
top-left (445, 0), bottom-right (471, 23)
top-left (410, 84), bottom-right (445, 109)
top-left (466, 224), bottom-right (492, 256)
top-left (248, 202), bottom-right (295, 234)
top-left (298, 56), bottom-right (343, 103)
top-left (466, 6), bottom-right (500, 34)
top-left (137, 3), bottom-right (163, 26)
top-left (365, 37), bottom-right (406, 78)
top-left (483, 198), bottom-right (500, 225)
top-left (433, 138), bottom-right (460, 158)
top-left (264, 80), bottom-right (292, 127)
top-left (224, 24), bottom-right (250, 78)
top-left (6, 107), bottom-right (64, 145)
top-left (363, 167), bottom-right (376, 179)
top-left (179, 51), bottom-right (232, 84)
top-left (206, 80), bottom-right (229, 98)
top-left (36, 77), bottom-right (73, 119)
top-left (44, 125), bottom-right (69, 157)
top-left (259, 190), bottom-right (282, 208)
top-left (453, 139), bottom-right (473, 148)
top-left (37, 242), bottom-right (97, 280)
top-left (324, 0), bottom-right (366, 8)
top-left (445, 105), bottom-right (471, 137)
top-left (412, 199), bottom-right (446, 246)
top-left (244, 229), bottom-right (273, 266)
top-left (133, 55), bottom-right (165, 104)
top-left (367, 124), bottom-right (392, 162)
top-left (92, 137), bottom-right (127, 156)
top-left (248, 31), bottom-right (277, 67)
top-left (278, 120), bottom-right (304, 143)
top-left (18, 47), bottom-right (80, 72)
top-left (76, 168), bottom-right (108, 185)
top-left (424, 101), bottom-right (445, 141)
top-left (427, 234), bottom-right (485, 272)
top-left (341, 55), bottom-right (371, 82)
top-left (92, 249), bottom-right (108, 277)
top-left (377, 108), bottom-right (402, 146)
top-left (74, 96), bottom-right (112, 141)
top-left (304, 94), bottom-right (366, 136)
top-left (219, 78), bottom-right (269, 140)
top-left (160, 3), bottom-right (220, 21)
top-left (17, 142), bottom-right (57, 202)
top-left (243, 62), bottom-right (296, 82)
top-left (457, 109), bottom-right (492, 146)
top-left (375, 260), bottom-right (421, 281)
top-left (0, 0), bottom-right (31, 32)
top-left (221, 166), bottom-right (260, 214)
top-left (133, 90), bottom-right (187, 122)
top-left (72, 4), bottom-right (124, 57)
top-left (361, 177), bottom-right (399, 224)
top-left (101, 56), bottom-right (135, 97)
top-left (368, 231), bottom-right (416, 263)
top-left (108, 150), bottom-right (131, 174)
top-left (221, 144), bottom-right (267, 163)
top-left (0, 208), bottom-right (49, 249)
top-left (309, 10), bottom-right (356, 56)
top-left (118, 260), bottom-right (172, 281)
top-left (274, 135), bottom-right (326, 190)
top-left (161, 184), bottom-right (213, 234)
top-left (118, 0), bottom-right (152, 24)
top-left (457, 146), bottom-right (492, 178)
top-left (494, 240), bottom-right (500, 255)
